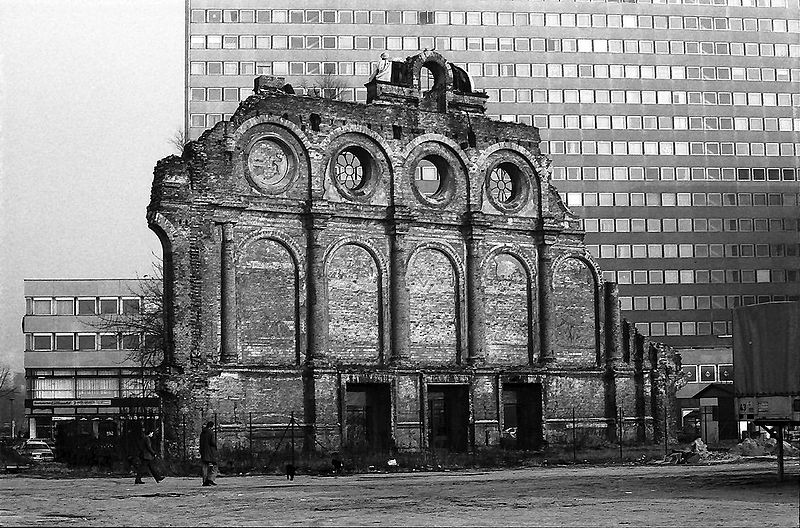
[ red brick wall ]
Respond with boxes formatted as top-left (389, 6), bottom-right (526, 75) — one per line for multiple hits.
top-left (238, 238), bottom-right (297, 366)
top-left (207, 373), bottom-right (305, 424)
top-left (552, 257), bottom-right (598, 367)
top-left (327, 244), bottom-right (380, 365)
top-left (485, 253), bottom-right (530, 365)
top-left (408, 248), bottom-right (459, 365)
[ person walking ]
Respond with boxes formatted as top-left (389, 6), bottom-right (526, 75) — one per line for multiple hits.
top-left (135, 428), bottom-right (163, 484)
top-left (199, 421), bottom-right (218, 486)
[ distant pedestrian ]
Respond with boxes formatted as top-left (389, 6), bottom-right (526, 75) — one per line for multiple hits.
top-left (199, 421), bottom-right (218, 486)
top-left (285, 463), bottom-right (296, 481)
top-left (135, 429), bottom-right (163, 484)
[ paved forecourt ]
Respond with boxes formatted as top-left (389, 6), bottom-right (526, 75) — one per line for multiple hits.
top-left (1, 460), bottom-right (798, 526)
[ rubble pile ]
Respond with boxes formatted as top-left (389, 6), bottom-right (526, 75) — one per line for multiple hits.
top-left (731, 436), bottom-right (799, 457)
top-left (733, 438), bottom-right (765, 456)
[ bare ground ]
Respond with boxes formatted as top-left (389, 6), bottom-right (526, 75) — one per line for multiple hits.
top-left (1, 459), bottom-right (798, 526)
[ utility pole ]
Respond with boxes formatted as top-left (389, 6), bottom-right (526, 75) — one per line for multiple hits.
top-left (663, 373), bottom-right (669, 456)
top-left (572, 407), bottom-right (576, 463)
top-left (9, 398), bottom-right (15, 438)
top-left (618, 406), bottom-right (623, 462)
top-left (290, 411), bottom-right (295, 468)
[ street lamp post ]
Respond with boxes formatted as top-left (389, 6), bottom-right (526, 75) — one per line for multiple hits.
top-left (8, 398), bottom-right (15, 438)
top-left (663, 372), bottom-right (669, 456)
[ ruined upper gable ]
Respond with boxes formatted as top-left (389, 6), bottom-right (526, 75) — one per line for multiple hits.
top-left (153, 51), bottom-right (580, 231)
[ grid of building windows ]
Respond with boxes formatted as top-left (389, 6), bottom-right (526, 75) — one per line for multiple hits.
top-left (26, 332), bottom-right (152, 352)
top-left (680, 363), bottom-right (734, 384)
top-left (28, 369), bottom-right (157, 400)
top-left (26, 296), bottom-right (141, 316)
top-left (190, 60), bottom-right (800, 85)
top-left (186, 0), bottom-right (800, 348)
top-left (553, 166), bottom-right (799, 183)
top-left (589, 242), bottom-right (800, 259)
top-left (189, 8), bottom-right (798, 28)
top-left (190, 33), bottom-right (800, 57)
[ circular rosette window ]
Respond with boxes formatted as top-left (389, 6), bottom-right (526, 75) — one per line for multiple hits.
top-left (485, 160), bottom-right (531, 214)
top-left (407, 143), bottom-right (463, 208)
top-left (331, 145), bottom-right (379, 200)
top-left (245, 137), bottom-right (297, 194)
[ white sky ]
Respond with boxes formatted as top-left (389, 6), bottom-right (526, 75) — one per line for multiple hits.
top-left (0, 0), bottom-right (184, 370)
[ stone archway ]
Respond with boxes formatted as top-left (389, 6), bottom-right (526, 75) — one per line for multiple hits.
top-left (407, 51), bottom-right (452, 112)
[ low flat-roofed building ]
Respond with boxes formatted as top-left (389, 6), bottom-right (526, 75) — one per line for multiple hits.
top-left (676, 346), bottom-right (737, 443)
top-left (22, 279), bottom-right (161, 454)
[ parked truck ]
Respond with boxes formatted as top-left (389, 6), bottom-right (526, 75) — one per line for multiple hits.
top-left (733, 301), bottom-right (800, 479)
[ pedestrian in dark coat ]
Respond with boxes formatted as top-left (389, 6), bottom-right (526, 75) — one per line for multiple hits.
top-left (199, 421), bottom-right (218, 486)
top-left (135, 429), bottom-right (163, 484)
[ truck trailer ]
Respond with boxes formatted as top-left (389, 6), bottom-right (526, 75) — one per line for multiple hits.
top-left (733, 301), bottom-right (800, 479)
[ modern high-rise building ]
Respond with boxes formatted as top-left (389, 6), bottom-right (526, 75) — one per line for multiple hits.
top-left (22, 279), bottom-right (160, 442)
top-left (184, 0), bottom-right (800, 350)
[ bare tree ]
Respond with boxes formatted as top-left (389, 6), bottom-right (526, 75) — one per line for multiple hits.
top-left (0, 366), bottom-right (17, 400)
top-left (301, 74), bottom-right (348, 100)
top-left (169, 129), bottom-right (189, 156)
top-left (91, 261), bottom-right (165, 375)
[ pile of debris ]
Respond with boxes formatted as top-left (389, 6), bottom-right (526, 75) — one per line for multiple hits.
top-left (732, 437), bottom-right (799, 457)
top-left (663, 439), bottom-right (737, 464)
top-left (661, 435), bottom-right (799, 464)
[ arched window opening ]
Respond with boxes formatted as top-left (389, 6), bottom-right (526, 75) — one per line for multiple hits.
top-left (419, 61), bottom-right (447, 112)
top-left (420, 65), bottom-right (436, 93)
top-left (414, 159), bottom-right (441, 197)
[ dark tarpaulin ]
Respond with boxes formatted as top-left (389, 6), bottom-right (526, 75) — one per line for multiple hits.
top-left (733, 301), bottom-right (800, 396)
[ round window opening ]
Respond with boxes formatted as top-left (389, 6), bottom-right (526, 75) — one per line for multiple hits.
top-left (488, 165), bottom-right (518, 205)
top-left (414, 159), bottom-right (442, 198)
top-left (247, 139), bottom-right (291, 189)
top-left (334, 147), bottom-right (369, 192)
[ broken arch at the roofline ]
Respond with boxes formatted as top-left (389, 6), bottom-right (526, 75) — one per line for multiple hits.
top-left (365, 51), bottom-right (489, 114)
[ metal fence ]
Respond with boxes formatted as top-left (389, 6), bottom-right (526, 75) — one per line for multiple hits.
top-left (47, 406), bottom-right (666, 470)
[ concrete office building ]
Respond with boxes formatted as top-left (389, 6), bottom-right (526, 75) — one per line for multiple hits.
top-left (22, 279), bottom-right (160, 440)
top-left (184, 0), bottom-right (800, 350)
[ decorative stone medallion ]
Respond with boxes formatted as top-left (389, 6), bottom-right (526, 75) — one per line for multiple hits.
top-left (246, 139), bottom-right (292, 192)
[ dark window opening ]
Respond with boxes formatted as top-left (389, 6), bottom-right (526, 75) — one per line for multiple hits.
top-left (502, 384), bottom-right (543, 450)
top-left (122, 298), bottom-right (140, 315)
top-left (427, 384), bottom-right (469, 452)
top-left (77, 299), bottom-right (96, 315)
top-left (345, 384), bottom-right (391, 453)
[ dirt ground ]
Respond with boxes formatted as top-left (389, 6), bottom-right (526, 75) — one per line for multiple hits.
top-left (1, 459), bottom-right (798, 527)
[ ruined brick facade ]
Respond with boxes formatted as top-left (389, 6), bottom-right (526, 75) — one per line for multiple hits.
top-left (149, 52), bottom-right (677, 458)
